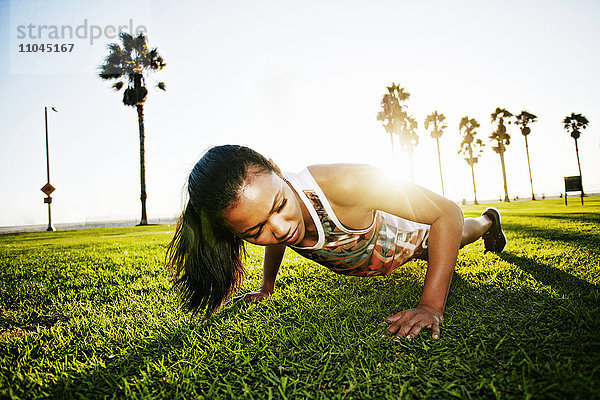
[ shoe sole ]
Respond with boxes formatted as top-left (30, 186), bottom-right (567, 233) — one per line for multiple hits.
top-left (483, 207), bottom-right (506, 253)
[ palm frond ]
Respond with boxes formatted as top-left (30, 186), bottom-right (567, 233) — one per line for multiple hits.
top-left (563, 112), bottom-right (589, 139)
top-left (425, 111), bottom-right (446, 138)
top-left (98, 64), bottom-right (123, 80)
top-left (119, 32), bottom-right (135, 53)
top-left (105, 43), bottom-right (123, 57)
top-left (98, 31), bottom-right (166, 106)
top-left (424, 115), bottom-right (432, 130)
top-left (133, 33), bottom-right (148, 54)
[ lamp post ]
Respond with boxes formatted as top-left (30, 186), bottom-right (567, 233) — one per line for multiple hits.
top-left (41, 106), bottom-right (59, 231)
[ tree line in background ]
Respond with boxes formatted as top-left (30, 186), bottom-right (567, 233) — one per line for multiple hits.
top-left (377, 83), bottom-right (590, 204)
top-left (95, 32), bottom-right (590, 225)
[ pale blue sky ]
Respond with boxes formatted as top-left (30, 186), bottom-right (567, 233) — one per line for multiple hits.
top-left (1, 0), bottom-right (599, 227)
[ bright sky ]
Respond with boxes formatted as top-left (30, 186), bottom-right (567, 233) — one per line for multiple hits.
top-left (1, 0), bottom-right (599, 227)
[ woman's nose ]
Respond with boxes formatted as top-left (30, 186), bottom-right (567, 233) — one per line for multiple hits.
top-left (270, 215), bottom-right (290, 240)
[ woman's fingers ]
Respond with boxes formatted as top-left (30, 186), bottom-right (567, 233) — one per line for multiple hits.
top-left (388, 318), bottom-right (415, 337)
top-left (386, 313), bottom-right (410, 334)
top-left (431, 322), bottom-right (441, 339)
top-left (386, 311), bottom-right (405, 323)
top-left (223, 294), bottom-right (246, 307)
top-left (246, 292), bottom-right (266, 301)
top-left (383, 309), bottom-right (442, 340)
top-left (405, 322), bottom-right (424, 339)
top-left (225, 289), bottom-right (273, 307)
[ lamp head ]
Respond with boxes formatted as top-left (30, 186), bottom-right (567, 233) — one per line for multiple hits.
top-left (51, 107), bottom-right (59, 112)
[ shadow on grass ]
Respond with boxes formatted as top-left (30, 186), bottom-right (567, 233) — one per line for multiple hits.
top-left (509, 212), bottom-right (600, 225)
top-left (500, 252), bottom-right (600, 305)
top-left (503, 221), bottom-right (600, 254)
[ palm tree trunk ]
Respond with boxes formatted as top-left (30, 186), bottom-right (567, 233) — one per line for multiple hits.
top-left (574, 138), bottom-right (584, 196)
top-left (524, 135), bottom-right (535, 200)
top-left (499, 151), bottom-right (510, 202)
top-left (470, 163), bottom-right (478, 205)
top-left (436, 137), bottom-right (444, 196)
top-left (468, 147), bottom-right (478, 205)
top-left (389, 132), bottom-right (394, 153)
top-left (137, 104), bottom-right (148, 225)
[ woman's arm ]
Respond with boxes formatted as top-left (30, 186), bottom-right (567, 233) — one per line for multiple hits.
top-left (311, 164), bottom-right (464, 338)
top-left (385, 198), bottom-right (463, 339)
top-left (245, 244), bottom-right (286, 301)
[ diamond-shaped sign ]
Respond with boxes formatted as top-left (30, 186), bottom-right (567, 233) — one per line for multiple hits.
top-left (41, 183), bottom-right (55, 196)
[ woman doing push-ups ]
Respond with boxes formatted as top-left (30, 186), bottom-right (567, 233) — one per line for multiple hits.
top-left (166, 145), bottom-right (506, 339)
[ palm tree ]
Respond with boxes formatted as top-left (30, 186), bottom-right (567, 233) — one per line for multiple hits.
top-left (399, 115), bottom-right (419, 182)
top-left (563, 112), bottom-right (590, 194)
top-left (490, 108), bottom-right (513, 202)
top-left (458, 117), bottom-right (484, 205)
top-left (424, 111), bottom-right (447, 195)
top-left (515, 111), bottom-right (538, 200)
top-left (377, 83), bottom-right (418, 180)
top-left (98, 32), bottom-right (166, 225)
top-left (377, 83), bottom-right (410, 153)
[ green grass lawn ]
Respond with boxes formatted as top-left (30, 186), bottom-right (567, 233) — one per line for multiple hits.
top-left (1, 198), bottom-right (599, 399)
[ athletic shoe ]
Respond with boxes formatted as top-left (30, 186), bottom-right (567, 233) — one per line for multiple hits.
top-left (481, 207), bottom-right (507, 253)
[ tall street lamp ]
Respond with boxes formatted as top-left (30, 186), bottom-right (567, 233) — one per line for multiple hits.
top-left (41, 106), bottom-right (59, 231)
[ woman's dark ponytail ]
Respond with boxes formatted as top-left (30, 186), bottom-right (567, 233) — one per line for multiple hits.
top-left (166, 145), bottom-right (275, 319)
top-left (166, 203), bottom-right (245, 319)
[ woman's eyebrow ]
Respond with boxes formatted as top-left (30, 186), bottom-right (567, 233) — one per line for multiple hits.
top-left (241, 189), bottom-right (283, 236)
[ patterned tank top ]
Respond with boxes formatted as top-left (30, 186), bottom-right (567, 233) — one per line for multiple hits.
top-left (284, 168), bottom-right (430, 277)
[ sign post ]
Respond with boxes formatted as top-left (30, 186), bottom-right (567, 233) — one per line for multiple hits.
top-left (564, 176), bottom-right (583, 205)
top-left (43, 106), bottom-right (59, 231)
top-left (41, 182), bottom-right (56, 230)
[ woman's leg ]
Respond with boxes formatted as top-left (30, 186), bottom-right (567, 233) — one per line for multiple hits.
top-left (460, 216), bottom-right (492, 248)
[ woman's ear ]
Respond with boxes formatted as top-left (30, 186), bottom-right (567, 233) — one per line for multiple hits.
top-left (268, 158), bottom-right (283, 176)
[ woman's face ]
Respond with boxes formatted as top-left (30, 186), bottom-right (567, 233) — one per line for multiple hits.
top-left (222, 169), bottom-right (306, 246)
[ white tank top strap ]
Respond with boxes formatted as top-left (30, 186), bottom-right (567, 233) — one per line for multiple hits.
top-left (285, 168), bottom-right (375, 234)
top-left (283, 168), bottom-right (325, 250)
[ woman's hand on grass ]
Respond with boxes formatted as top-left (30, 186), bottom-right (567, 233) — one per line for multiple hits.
top-left (224, 287), bottom-right (272, 307)
top-left (384, 305), bottom-right (443, 340)
top-left (243, 287), bottom-right (273, 302)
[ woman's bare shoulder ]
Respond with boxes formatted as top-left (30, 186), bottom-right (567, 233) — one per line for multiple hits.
top-left (307, 164), bottom-right (380, 207)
